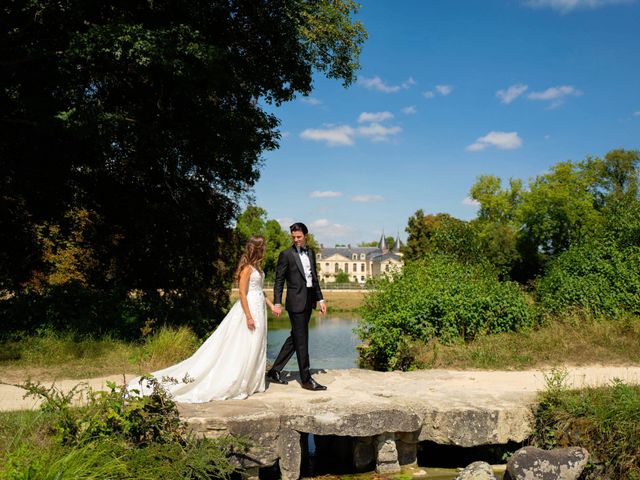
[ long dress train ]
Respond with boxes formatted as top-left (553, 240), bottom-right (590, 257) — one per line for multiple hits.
top-left (128, 267), bottom-right (267, 402)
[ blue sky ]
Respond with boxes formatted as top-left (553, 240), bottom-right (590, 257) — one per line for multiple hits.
top-left (252, 0), bottom-right (640, 247)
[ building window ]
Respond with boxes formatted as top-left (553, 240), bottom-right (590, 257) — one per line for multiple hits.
top-left (345, 263), bottom-right (349, 273)
top-left (335, 263), bottom-right (339, 273)
top-left (385, 263), bottom-right (390, 271)
top-left (361, 263), bottom-right (365, 272)
top-left (360, 253), bottom-right (366, 260)
top-left (352, 254), bottom-right (357, 260)
top-left (325, 263), bottom-right (329, 269)
top-left (353, 276), bottom-right (358, 282)
top-left (361, 276), bottom-right (365, 282)
top-left (352, 263), bottom-right (357, 271)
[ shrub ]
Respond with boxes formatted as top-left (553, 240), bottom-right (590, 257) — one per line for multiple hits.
top-left (536, 237), bottom-right (640, 318)
top-left (357, 255), bottom-right (535, 371)
top-left (0, 379), bottom-right (246, 479)
top-left (533, 377), bottom-right (640, 480)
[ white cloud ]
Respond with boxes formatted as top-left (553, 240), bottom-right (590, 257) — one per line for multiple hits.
top-left (528, 85), bottom-right (582, 107)
top-left (436, 84), bottom-right (453, 96)
top-left (358, 111), bottom-right (394, 123)
top-left (633, 111), bottom-right (640, 116)
top-left (300, 116), bottom-right (402, 146)
top-left (312, 218), bottom-right (330, 227)
top-left (352, 195), bottom-right (385, 202)
top-left (496, 84), bottom-right (529, 104)
top-left (310, 219), bottom-right (355, 240)
top-left (310, 191), bottom-right (342, 198)
top-left (402, 105), bottom-right (417, 114)
top-left (466, 131), bottom-right (523, 152)
top-left (463, 197), bottom-right (480, 206)
top-left (358, 75), bottom-right (415, 93)
top-left (277, 217), bottom-right (295, 231)
top-left (423, 84), bottom-right (453, 99)
top-left (301, 96), bottom-right (322, 106)
top-left (402, 77), bottom-right (417, 89)
top-left (300, 125), bottom-right (355, 146)
top-left (356, 123), bottom-right (402, 143)
top-left (524, 0), bottom-right (636, 13)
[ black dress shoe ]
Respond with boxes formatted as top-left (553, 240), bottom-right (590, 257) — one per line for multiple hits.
top-left (266, 370), bottom-right (288, 385)
top-left (301, 378), bottom-right (327, 391)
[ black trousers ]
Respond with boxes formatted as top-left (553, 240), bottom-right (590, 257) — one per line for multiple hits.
top-left (270, 294), bottom-right (314, 384)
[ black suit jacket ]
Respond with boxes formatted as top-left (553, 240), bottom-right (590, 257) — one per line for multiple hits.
top-left (274, 246), bottom-right (324, 313)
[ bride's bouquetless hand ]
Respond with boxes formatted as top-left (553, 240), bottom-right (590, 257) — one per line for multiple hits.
top-left (246, 317), bottom-right (255, 331)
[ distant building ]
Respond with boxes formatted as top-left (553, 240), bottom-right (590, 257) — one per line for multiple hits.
top-left (316, 232), bottom-right (404, 284)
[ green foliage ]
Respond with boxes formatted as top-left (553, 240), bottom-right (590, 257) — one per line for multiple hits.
top-left (234, 204), bottom-right (292, 281)
top-left (357, 256), bottom-right (535, 371)
top-left (536, 237), bottom-right (640, 317)
top-left (0, 379), bottom-right (246, 479)
top-left (533, 378), bottom-right (640, 480)
top-left (1, 0), bottom-right (365, 336)
top-left (335, 270), bottom-right (351, 283)
top-left (404, 210), bottom-right (480, 263)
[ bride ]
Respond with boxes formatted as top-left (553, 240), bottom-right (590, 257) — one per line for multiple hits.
top-left (129, 236), bottom-right (276, 402)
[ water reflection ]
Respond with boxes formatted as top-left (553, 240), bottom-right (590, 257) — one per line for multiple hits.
top-left (267, 315), bottom-right (361, 370)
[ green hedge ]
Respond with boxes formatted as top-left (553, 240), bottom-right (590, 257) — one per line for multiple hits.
top-left (357, 255), bottom-right (535, 371)
top-left (537, 238), bottom-right (640, 317)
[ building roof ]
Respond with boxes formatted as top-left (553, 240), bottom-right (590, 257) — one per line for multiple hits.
top-left (370, 251), bottom-right (403, 262)
top-left (319, 246), bottom-right (382, 260)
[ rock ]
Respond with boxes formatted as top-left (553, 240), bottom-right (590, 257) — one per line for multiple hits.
top-left (454, 461), bottom-right (497, 480)
top-left (376, 433), bottom-right (400, 474)
top-left (504, 446), bottom-right (590, 480)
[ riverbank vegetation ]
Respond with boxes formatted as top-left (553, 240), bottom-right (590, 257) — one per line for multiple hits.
top-left (0, 379), bottom-right (245, 479)
top-left (358, 149), bottom-right (640, 371)
top-left (533, 370), bottom-right (640, 480)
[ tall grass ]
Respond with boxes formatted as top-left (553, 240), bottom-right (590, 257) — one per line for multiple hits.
top-left (0, 379), bottom-right (245, 480)
top-left (533, 375), bottom-right (640, 480)
top-left (0, 326), bottom-right (201, 380)
top-left (411, 315), bottom-right (640, 370)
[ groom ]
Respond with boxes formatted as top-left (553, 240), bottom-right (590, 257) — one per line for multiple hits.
top-left (267, 222), bottom-right (328, 391)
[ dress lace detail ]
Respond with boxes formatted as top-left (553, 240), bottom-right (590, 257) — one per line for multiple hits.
top-left (128, 267), bottom-right (267, 402)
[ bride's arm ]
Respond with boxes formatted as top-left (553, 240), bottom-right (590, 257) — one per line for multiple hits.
top-left (238, 266), bottom-right (255, 331)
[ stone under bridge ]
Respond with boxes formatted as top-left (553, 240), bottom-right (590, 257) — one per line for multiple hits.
top-left (178, 366), bottom-right (640, 480)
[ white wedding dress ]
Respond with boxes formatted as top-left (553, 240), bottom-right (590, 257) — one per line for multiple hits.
top-left (128, 267), bottom-right (267, 402)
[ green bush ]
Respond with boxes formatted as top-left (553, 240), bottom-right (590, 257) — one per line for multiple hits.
top-left (357, 255), bottom-right (535, 371)
top-left (533, 376), bottom-right (640, 480)
top-left (536, 237), bottom-right (640, 318)
top-left (0, 379), bottom-right (246, 480)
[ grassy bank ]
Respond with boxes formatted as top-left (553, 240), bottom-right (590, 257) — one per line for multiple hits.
top-left (533, 371), bottom-right (640, 480)
top-left (0, 380), bottom-right (244, 479)
top-left (410, 314), bottom-right (640, 370)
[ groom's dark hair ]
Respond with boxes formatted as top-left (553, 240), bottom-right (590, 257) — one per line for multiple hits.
top-left (289, 222), bottom-right (308, 235)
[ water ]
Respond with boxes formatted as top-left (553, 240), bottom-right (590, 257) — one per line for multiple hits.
top-left (267, 315), bottom-right (361, 370)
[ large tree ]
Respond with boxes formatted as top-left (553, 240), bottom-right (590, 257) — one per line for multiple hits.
top-left (0, 0), bottom-right (366, 335)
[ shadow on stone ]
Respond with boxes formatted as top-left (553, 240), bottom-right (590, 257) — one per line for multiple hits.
top-left (418, 440), bottom-right (524, 469)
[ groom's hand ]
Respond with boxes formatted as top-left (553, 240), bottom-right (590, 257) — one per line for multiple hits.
top-left (319, 301), bottom-right (327, 316)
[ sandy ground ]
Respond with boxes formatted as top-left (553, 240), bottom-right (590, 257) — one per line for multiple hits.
top-left (2, 365), bottom-right (640, 412)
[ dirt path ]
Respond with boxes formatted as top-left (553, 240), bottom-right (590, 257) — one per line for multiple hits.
top-left (2, 365), bottom-right (640, 412)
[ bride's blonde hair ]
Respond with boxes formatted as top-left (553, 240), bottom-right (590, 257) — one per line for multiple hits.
top-left (235, 236), bottom-right (265, 281)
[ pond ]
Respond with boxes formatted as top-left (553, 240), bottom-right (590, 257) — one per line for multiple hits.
top-left (267, 314), bottom-right (361, 370)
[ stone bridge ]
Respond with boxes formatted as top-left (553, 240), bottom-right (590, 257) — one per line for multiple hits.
top-left (178, 366), bottom-right (640, 480)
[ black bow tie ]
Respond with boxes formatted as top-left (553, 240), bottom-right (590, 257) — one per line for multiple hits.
top-left (297, 246), bottom-right (309, 254)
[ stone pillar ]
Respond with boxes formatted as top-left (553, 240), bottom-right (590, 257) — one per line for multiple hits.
top-left (277, 429), bottom-right (301, 480)
top-left (375, 433), bottom-right (400, 474)
top-left (352, 436), bottom-right (376, 472)
top-left (395, 431), bottom-right (419, 466)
